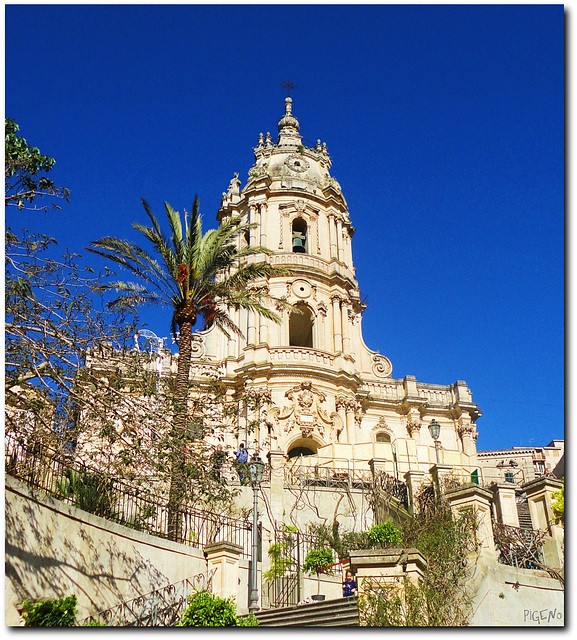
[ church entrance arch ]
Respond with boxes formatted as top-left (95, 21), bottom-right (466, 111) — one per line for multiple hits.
top-left (287, 437), bottom-right (321, 459)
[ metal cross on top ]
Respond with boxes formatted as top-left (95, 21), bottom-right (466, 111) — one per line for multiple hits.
top-left (280, 78), bottom-right (296, 97)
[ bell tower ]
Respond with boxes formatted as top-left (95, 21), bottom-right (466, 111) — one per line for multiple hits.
top-left (215, 97), bottom-right (368, 365)
top-left (198, 97), bottom-right (479, 468)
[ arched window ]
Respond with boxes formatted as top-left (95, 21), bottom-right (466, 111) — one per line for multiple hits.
top-left (292, 218), bottom-right (307, 253)
top-left (376, 432), bottom-right (391, 443)
top-left (289, 303), bottom-right (313, 348)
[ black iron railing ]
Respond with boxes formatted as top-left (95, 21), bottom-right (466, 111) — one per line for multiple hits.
top-left (493, 521), bottom-right (546, 570)
top-left (78, 572), bottom-right (215, 626)
top-left (5, 433), bottom-right (252, 556)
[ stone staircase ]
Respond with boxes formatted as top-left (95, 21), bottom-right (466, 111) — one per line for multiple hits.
top-left (516, 495), bottom-right (533, 530)
top-left (255, 597), bottom-right (359, 627)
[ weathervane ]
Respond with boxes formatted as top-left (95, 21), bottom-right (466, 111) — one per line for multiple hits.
top-left (280, 78), bottom-right (296, 97)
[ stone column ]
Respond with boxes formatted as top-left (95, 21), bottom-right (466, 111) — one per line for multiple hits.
top-left (336, 218), bottom-right (345, 263)
top-left (458, 420), bottom-right (477, 457)
top-left (247, 310), bottom-right (257, 346)
top-left (341, 300), bottom-right (350, 354)
top-left (205, 541), bottom-right (244, 602)
top-left (328, 214), bottom-right (337, 260)
top-left (227, 306), bottom-right (237, 359)
top-left (332, 296), bottom-right (342, 352)
top-left (259, 314), bottom-right (268, 345)
top-left (491, 483), bottom-right (520, 527)
top-left (445, 485), bottom-right (496, 558)
top-left (335, 396), bottom-right (348, 443)
top-left (249, 203), bottom-right (258, 246)
top-left (522, 477), bottom-right (564, 570)
top-left (259, 203), bottom-right (267, 248)
top-left (346, 405), bottom-right (356, 446)
top-left (344, 230), bottom-right (353, 269)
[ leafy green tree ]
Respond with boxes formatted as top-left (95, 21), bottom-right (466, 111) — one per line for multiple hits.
top-left (178, 590), bottom-right (258, 627)
top-left (5, 118), bottom-right (70, 211)
top-left (88, 198), bottom-right (292, 539)
top-left (303, 548), bottom-right (334, 597)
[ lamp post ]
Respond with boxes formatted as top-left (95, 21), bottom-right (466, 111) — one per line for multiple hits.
top-left (248, 453), bottom-right (265, 612)
top-left (429, 419), bottom-right (441, 465)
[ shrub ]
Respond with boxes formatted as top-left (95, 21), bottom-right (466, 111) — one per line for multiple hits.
top-left (264, 542), bottom-right (294, 581)
top-left (552, 482), bottom-right (564, 526)
top-left (20, 595), bottom-right (77, 626)
top-left (178, 590), bottom-right (258, 627)
top-left (366, 521), bottom-right (403, 548)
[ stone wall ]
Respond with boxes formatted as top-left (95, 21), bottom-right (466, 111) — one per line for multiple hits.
top-left (5, 476), bottom-right (250, 625)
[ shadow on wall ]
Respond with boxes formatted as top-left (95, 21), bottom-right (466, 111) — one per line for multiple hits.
top-left (5, 477), bottom-right (201, 625)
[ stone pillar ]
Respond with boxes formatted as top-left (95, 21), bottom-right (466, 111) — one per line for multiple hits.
top-left (430, 463), bottom-right (453, 499)
top-left (268, 449), bottom-right (286, 524)
top-left (349, 548), bottom-right (427, 593)
top-left (227, 306), bottom-right (237, 358)
top-left (259, 314), bottom-right (268, 345)
top-left (335, 397), bottom-right (348, 443)
top-left (328, 214), bottom-right (337, 260)
top-left (259, 203), bottom-right (267, 247)
top-left (445, 485), bottom-right (496, 558)
top-left (404, 470), bottom-right (426, 515)
top-left (341, 301), bottom-right (350, 354)
top-left (491, 483), bottom-right (520, 527)
top-left (332, 296), bottom-right (343, 352)
top-left (522, 477), bottom-right (564, 570)
top-left (247, 310), bottom-right (257, 346)
top-left (249, 203), bottom-right (258, 246)
top-left (336, 218), bottom-right (345, 262)
top-left (205, 541), bottom-right (244, 602)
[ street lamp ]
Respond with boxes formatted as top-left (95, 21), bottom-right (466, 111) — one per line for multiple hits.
top-left (429, 419), bottom-right (441, 465)
top-left (248, 453), bottom-right (265, 612)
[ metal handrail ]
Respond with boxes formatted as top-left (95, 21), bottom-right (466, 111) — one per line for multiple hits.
top-left (5, 433), bottom-right (252, 556)
top-left (78, 571), bottom-right (216, 626)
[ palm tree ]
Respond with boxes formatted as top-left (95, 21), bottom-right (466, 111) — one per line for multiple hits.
top-left (89, 197), bottom-right (291, 539)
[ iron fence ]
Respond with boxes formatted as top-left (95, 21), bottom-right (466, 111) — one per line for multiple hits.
top-left (493, 521), bottom-right (546, 570)
top-left (78, 572), bottom-right (216, 626)
top-left (5, 433), bottom-right (253, 556)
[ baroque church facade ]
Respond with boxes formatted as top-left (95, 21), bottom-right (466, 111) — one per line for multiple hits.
top-left (188, 97), bottom-right (482, 498)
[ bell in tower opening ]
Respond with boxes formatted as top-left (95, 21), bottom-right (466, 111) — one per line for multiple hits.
top-left (292, 218), bottom-right (307, 253)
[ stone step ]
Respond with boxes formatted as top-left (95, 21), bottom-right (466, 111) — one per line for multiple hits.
top-left (516, 498), bottom-right (533, 529)
top-left (256, 597), bottom-right (359, 627)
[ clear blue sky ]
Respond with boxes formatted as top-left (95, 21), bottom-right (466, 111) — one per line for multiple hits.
top-left (5, 4), bottom-right (564, 452)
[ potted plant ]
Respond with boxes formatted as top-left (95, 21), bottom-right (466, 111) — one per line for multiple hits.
top-left (302, 548), bottom-right (334, 601)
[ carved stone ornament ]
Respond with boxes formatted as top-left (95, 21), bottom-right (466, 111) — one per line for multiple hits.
top-left (285, 154), bottom-right (310, 173)
top-left (292, 280), bottom-right (312, 299)
top-left (372, 354), bottom-right (393, 378)
top-left (190, 334), bottom-right (205, 358)
top-left (405, 420), bottom-right (422, 437)
top-left (267, 381), bottom-right (337, 440)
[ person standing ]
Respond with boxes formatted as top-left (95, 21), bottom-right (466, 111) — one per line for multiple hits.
top-left (234, 443), bottom-right (249, 484)
top-left (342, 570), bottom-right (357, 598)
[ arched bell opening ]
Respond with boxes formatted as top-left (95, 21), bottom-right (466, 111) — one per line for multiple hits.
top-left (289, 303), bottom-right (314, 348)
top-left (287, 437), bottom-right (321, 459)
top-left (292, 217), bottom-right (308, 254)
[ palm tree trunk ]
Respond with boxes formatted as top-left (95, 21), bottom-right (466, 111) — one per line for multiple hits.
top-left (167, 319), bottom-right (193, 541)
